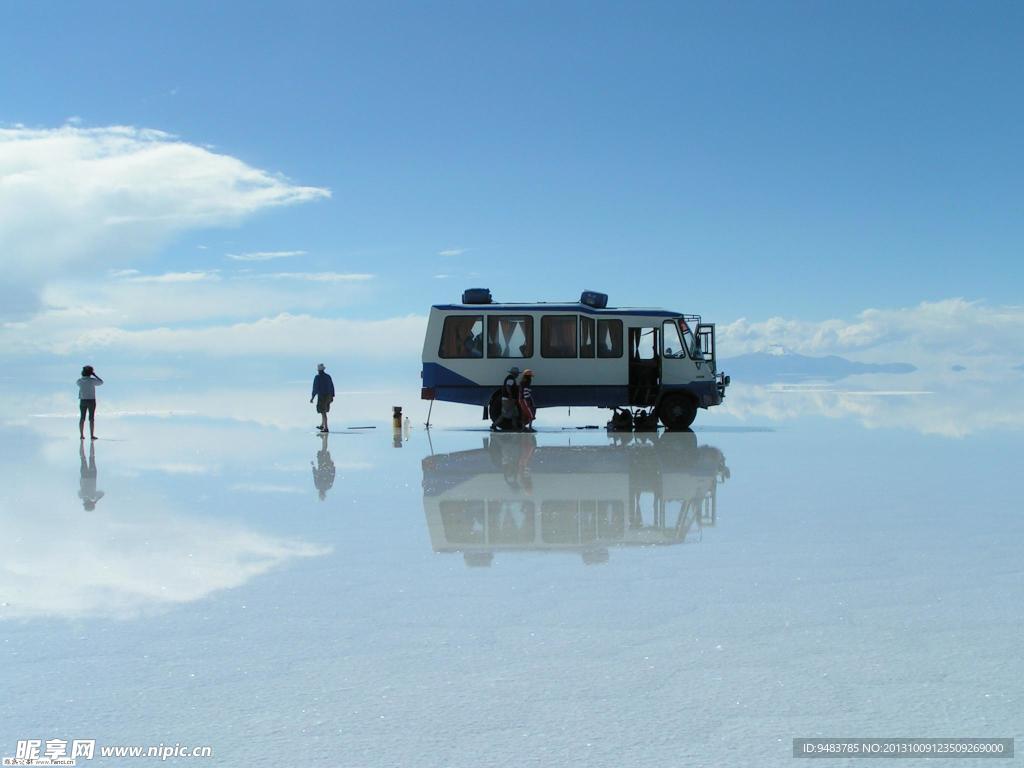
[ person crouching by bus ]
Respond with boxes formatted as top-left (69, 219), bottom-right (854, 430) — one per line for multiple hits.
top-left (492, 366), bottom-right (521, 431)
top-left (518, 369), bottom-right (536, 432)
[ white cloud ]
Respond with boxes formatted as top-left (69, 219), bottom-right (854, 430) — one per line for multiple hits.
top-left (438, 248), bottom-right (467, 257)
top-left (253, 272), bottom-right (374, 282)
top-left (124, 270), bottom-right (220, 283)
top-left (140, 463), bottom-right (214, 475)
top-left (12, 312), bottom-right (427, 359)
top-left (4, 287), bottom-right (1022, 434)
top-left (8, 268), bottom-right (372, 332)
top-left (230, 483), bottom-right (306, 494)
top-left (0, 125), bottom-right (330, 315)
top-left (719, 299), bottom-right (1024, 371)
top-left (227, 250), bottom-right (306, 262)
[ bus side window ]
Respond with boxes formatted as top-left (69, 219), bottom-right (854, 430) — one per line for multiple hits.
top-left (439, 315), bottom-right (484, 358)
top-left (541, 315), bottom-right (578, 358)
top-left (662, 320), bottom-right (684, 358)
top-left (580, 316), bottom-right (596, 358)
top-left (487, 315), bottom-right (533, 358)
top-left (630, 327), bottom-right (658, 360)
top-left (597, 319), bottom-right (623, 358)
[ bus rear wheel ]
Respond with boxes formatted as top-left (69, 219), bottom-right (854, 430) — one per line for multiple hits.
top-left (658, 393), bottom-right (697, 430)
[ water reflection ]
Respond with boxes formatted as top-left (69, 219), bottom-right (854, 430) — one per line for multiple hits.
top-left (422, 432), bottom-right (729, 566)
top-left (0, 427), bottom-right (331, 621)
top-left (312, 433), bottom-right (336, 500)
top-left (78, 442), bottom-right (104, 510)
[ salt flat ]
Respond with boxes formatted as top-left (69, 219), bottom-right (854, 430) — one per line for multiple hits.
top-left (1, 398), bottom-right (1021, 766)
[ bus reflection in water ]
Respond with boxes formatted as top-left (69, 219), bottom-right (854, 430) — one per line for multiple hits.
top-left (421, 432), bottom-right (729, 567)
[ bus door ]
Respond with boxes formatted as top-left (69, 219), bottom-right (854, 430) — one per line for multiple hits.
top-left (628, 326), bottom-right (660, 405)
top-left (695, 323), bottom-right (716, 373)
top-left (661, 318), bottom-right (695, 387)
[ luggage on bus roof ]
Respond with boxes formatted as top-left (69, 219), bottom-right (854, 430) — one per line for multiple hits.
top-left (580, 290), bottom-right (608, 308)
top-left (462, 288), bottom-right (493, 304)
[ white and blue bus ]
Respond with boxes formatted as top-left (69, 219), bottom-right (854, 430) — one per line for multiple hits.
top-left (420, 290), bottom-right (729, 429)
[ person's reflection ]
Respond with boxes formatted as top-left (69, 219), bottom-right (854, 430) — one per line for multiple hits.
top-left (311, 433), bottom-right (336, 501)
top-left (78, 442), bottom-right (104, 511)
top-left (582, 548), bottom-right (609, 565)
top-left (488, 432), bottom-right (536, 492)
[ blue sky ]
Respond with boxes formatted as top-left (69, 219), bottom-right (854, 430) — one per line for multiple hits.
top-left (2, 1), bottom-right (1023, 395)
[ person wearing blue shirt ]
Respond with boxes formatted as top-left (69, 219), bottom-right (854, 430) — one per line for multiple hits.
top-left (310, 363), bottom-right (335, 433)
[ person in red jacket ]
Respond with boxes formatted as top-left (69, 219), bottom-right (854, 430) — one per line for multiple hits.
top-left (518, 369), bottom-right (536, 432)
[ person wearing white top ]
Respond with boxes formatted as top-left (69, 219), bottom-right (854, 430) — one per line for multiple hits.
top-left (77, 365), bottom-right (104, 440)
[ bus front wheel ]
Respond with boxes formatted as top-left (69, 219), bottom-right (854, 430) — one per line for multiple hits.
top-left (658, 393), bottom-right (697, 430)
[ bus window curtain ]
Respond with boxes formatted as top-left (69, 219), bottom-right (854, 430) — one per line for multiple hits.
top-left (580, 317), bottom-right (594, 356)
top-left (559, 318), bottom-right (575, 355)
top-left (629, 328), bottom-right (639, 359)
top-left (500, 318), bottom-right (515, 356)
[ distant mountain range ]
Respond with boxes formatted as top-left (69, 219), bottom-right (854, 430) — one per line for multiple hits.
top-left (720, 352), bottom-right (916, 383)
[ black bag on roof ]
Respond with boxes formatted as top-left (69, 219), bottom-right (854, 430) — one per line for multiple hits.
top-left (462, 288), bottom-right (492, 304)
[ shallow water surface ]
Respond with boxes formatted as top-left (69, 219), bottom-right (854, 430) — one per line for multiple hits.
top-left (1, 415), bottom-right (1020, 766)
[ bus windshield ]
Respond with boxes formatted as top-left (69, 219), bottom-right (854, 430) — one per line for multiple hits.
top-left (678, 318), bottom-right (697, 357)
top-left (664, 318), bottom-right (696, 358)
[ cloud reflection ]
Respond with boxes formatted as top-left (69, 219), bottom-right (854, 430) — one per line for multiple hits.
top-left (719, 378), bottom-right (1024, 437)
top-left (0, 439), bottom-right (330, 621)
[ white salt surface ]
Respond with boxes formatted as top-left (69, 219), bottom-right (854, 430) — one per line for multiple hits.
top-left (1, 413), bottom-right (1021, 766)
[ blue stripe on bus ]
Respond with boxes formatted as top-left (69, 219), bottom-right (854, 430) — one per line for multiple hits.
top-left (429, 384), bottom-right (629, 409)
top-left (422, 362), bottom-right (480, 389)
top-left (425, 381), bottom-right (723, 409)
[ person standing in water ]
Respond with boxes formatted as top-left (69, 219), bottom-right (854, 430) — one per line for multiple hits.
top-left (77, 365), bottom-right (103, 440)
top-left (310, 363), bottom-right (335, 433)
